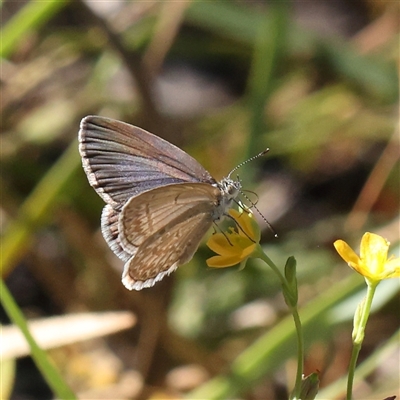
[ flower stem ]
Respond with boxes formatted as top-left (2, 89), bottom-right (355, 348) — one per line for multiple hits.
top-left (257, 250), bottom-right (304, 399)
top-left (257, 249), bottom-right (287, 288)
top-left (288, 304), bottom-right (304, 400)
top-left (346, 280), bottom-right (378, 400)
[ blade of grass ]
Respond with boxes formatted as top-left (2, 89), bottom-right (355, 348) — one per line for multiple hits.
top-left (0, 278), bottom-right (77, 399)
top-left (1, 0), bottom-right (69, 58)
top-left (0, 138), bottom-right (81, 277)
top-left (245, 2), bottom-right (289, 178)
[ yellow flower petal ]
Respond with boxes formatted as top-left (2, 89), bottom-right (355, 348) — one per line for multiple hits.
top-left (206, 208), bottom-right (261, 268)
top-left (333, 240), bottom-right (362, 271)
top-left (360, 232), bottom-right (389, 276)
top-left (207, 233), bottom-right (235, 255)
top-left (207, 233), bottom-right (251, 255)
top-left (383, 257), bottom-right (400, 278)
top-left (229, 209), bottom-right (260, 242)
top-left (207, 255), bottom-right (244, 268)
top-left (206, 244), bottom-right (257, 268)
top-left (334, 232), bottom-right (400, 282)
top-left (240, 243), bottom-right (257, 258)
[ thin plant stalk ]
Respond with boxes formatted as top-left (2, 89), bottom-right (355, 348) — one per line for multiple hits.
top-left (258, 251), bottom-right (304, 399)
top-left (346, 281), bottom-right (378, 400)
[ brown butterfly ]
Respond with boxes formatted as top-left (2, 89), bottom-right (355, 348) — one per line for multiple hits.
top-left (79, 116), bottom-right (241, 290)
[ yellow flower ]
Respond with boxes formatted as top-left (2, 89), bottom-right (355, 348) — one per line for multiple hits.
top-left (206, 208), bottom-right (261, 268)
top-left (334, 232), bottom-right (400, 283)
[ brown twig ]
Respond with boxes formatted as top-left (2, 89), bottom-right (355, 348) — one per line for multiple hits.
top-left (76, 0), bottom-right (162, 127)
top-left (344, 126), bottom-right (400, 232)
top-left (143, 1), bottom-right (190, 78)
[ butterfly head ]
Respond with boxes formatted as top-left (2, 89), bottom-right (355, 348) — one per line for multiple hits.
top-left (219, 176), bottom-right (241, 197)
top-left (214, 148), bottom-right (269, 223)
top-left (212, 177), bottom-right (241, 221)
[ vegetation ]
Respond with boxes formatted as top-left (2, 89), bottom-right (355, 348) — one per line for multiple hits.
top-left (1, 1), bottom-right (399, 399)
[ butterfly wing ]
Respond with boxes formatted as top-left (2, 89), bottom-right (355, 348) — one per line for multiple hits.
top-left (79, 116), bottom-right (216, 208)
top-left (101, 205), bottom-right (131, 262)
top-left (118, 183), bottom-right (222, 290)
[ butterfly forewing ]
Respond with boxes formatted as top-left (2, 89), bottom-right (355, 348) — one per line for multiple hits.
top-left (121, 184), bottom-right (220, 290)
top-left (79, 116), bottom-right (216, 208)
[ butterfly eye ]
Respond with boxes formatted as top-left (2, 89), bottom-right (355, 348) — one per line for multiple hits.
top-left (229, 185), bottom-right (237, 195)
top-left (227, 180), bottom-right (241, 195)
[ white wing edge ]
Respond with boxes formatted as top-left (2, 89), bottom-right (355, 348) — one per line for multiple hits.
top-left (78, 118), bottom-right (119, 208)
top-left (121, 262), bottom-right (178, 291)
top-left (101, 205), bottom-right (133, 262)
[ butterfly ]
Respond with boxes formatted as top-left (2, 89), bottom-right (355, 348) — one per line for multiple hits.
top-left (78, 116), bottom-right (242, 290)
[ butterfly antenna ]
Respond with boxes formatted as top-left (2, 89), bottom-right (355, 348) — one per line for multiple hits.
top-left (236, 192), bottom-right (278, 238)
top-left (242, 189), bottom-right (259, 205)
top-left (227, 149), bottom-right (269, 178)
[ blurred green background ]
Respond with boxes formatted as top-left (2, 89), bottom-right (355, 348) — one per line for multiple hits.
top-left (1, 1), bottom-right (399, 399)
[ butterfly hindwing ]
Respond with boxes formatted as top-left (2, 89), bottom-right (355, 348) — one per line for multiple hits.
top-left (119, 183), bottom-right (221, 252)
top-left (119, 183), bottom-right (221, 290)
top-left (101, 205), bottom-right (132, 262)
top-left (120, 184), bottom-right (219, 290)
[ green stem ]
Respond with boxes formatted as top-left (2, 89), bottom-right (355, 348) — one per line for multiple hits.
top-left (346, 342), bottom-right (361, 400)
top-left (346, 280), bottom-right (378, 400)
top-left (257, 249), bottom-right (287, 288)
top-left (289, 305), bottom-right (304, 400)
top-left (257, 249), bottom-right (304, 399)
